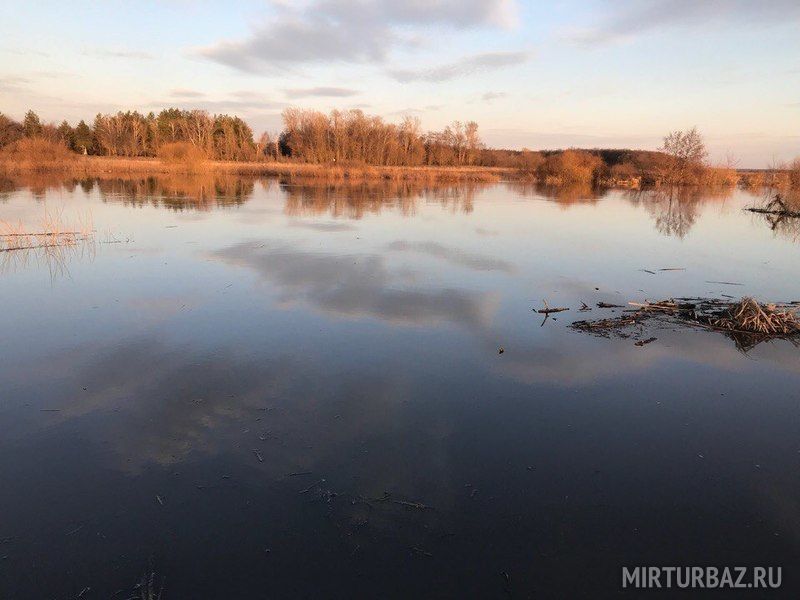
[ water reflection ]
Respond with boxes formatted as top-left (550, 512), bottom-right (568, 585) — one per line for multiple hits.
top-left (625, 186), bottom-right (734, 239)
top-left (749, 188), bottom-right (800, 243)
top-left (2, 174), bottom-right (800, 597)
top-left (508, 181), bottom-right (609, 204)
top-left (213, 241), bottom-right (499, 328)
top-left (281, 179), bottom-right (481, 218)
top-left (0, 172), bottom-right (256, 210)
top-left (94, 175), bottom-right (256, 211)
top-left (0, 172), bottom-right (765, 241)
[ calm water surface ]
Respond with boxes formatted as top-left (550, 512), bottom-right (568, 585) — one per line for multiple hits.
top-left (1, 176), bottom-right (799, 598)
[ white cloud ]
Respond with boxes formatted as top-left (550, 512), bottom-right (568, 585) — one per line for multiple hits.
top-left (389, 51), bottom-right (529, 82)
top-left (285, 87), bottom-right (360, 98)
top-left (568, 0), bottom-right (800, 46)
top-left (198, 0), bottom-right (519, 72)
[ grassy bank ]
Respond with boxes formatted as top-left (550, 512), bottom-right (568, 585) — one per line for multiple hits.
top-left (0, 152), bottom-right (507, 183)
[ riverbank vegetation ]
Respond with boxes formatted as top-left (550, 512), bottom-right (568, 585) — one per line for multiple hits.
top-left (1, 108), bottom-right (797, 190)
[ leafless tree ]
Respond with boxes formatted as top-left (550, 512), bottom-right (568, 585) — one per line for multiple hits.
top-left (660, 127), bottom-right (708, 184)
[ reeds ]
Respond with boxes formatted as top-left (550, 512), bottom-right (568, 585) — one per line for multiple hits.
top-left (0, 207), bottom-right (93, 252)
top-left (705, 297), bottom-right (799, 336)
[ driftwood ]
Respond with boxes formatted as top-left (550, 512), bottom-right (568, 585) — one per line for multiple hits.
top-left (746, 195), bottom-right (800, 218)
top-left (537, 300), bottom-right (569, 314)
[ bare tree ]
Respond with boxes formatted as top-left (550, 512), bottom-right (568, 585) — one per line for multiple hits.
top-left (660, 127), bottom-right (708, 184)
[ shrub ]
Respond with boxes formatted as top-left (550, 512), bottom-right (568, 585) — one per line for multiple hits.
top-left (701, 166), bottom-right (739, 187)
top-left (0, 138), bottom-right (76, 171)
top-left (537, 150), bottom-right (604, 185)
top-left (157, 142), bottom-right (207, 172)
top-left (609, 161), bottom-right (639, 182)
top-left (517, 150), bottom-right (544, 173)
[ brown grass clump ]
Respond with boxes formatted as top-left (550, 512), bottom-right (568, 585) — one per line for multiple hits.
top-left (705, 297), bottom-right (799, 336)
top-left (0, 138), bottom-right (76, 172)
top-left (157, 142), bottom-right (208, 172)
top-left (789, 158), bottom-right (800, 189)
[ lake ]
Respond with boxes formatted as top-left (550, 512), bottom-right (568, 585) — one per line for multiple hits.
top-left (1, 175), bottom-right (798, 597)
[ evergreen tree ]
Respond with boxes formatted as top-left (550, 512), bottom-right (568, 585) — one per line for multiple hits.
top-left (57, 120), bottom-right (75, 149)
top-left (73, 120), bottom-right (94, 155)
top-left (22, 110), bottom-right (43, 138)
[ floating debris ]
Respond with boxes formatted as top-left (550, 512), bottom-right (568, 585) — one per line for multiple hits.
top-left (572, 297), bottom-right (800, 352)
top-left (393, 499), bottom-right (433, 510)
top-left (701, 297), bottom-right (799, 336)
top-left (572, 314), bottom-right (643, 333)
top-left (597, 302), bottom-right (624, 308)
top-left (537, 300), bottom-right (569, 314)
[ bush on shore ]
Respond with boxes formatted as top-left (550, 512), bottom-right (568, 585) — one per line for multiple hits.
top-left (0, 138), bottom-right (76, 171)
top-left (157, 142), bottom-right (208, 172)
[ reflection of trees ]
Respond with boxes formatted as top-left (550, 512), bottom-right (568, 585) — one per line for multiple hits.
top-left (0, 175), bottom-right (16, 200)
top-left (625, 186), bottom-right (733, 239)
top-left (0, 172), bottom-right (256, 210)
top-left (506, 182), bottom-right (608, 205)
top-left (281, 179), bottom-right (483, 219)
top-left (94, 174), bottom-right (255, 211)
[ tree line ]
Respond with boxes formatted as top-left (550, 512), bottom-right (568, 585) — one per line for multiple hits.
top-left (3, 108), bottom-right (795, 188)
top-left (277, 108), bottom-right (481, 166)
top-left (0, 109), bottom-right (255, 161)
top-left (0, 107), bottom-right (483, 166)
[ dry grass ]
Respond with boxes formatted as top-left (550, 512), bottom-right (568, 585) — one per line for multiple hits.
top-left (0, 155), bottom-right (507, 182)
top-left (705, 297), bottom-right (799, 336)
top-left (0, 207), bottom-right (93, 252)
top-left (221, 161), bottom-right (504, 183)
top-left (0, 207), bottom-right (95, 280)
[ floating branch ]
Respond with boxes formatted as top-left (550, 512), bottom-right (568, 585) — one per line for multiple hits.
top-left (746, 195), bottom-right (800, 218)
top-left (537, 299), bottom-right (569, 314)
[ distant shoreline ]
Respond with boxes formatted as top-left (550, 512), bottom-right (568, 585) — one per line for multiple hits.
top-left (0, 155), bottom-right (794, 191)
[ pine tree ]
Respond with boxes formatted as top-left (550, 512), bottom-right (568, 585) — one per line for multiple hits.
top-left (22, 110), bottom-right (43, 138)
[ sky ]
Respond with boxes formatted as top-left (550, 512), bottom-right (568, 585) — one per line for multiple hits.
top-left (0, 0), bottom-right (798, 167)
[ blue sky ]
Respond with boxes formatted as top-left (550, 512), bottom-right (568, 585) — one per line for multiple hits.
top-left (0, 0), bottom-right (798, 166)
